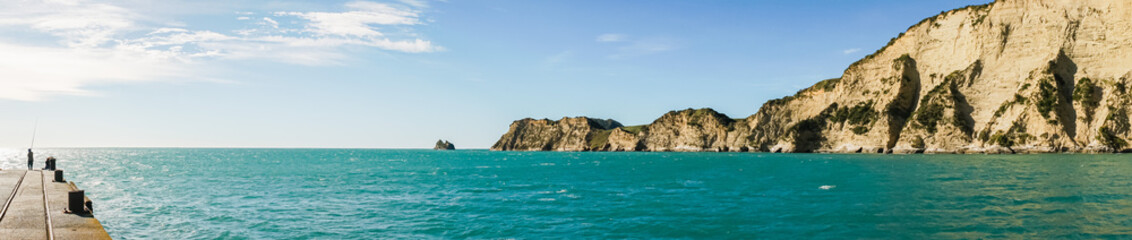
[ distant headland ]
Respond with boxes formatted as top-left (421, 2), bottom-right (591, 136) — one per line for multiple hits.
top-left (492, 0), bottom-right (1132, 154)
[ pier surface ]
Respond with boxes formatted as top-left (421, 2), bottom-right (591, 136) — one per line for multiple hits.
top-left (0, 170), bottom-right (111, 240)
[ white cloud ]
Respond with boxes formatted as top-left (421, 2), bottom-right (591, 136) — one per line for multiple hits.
top-left (0, 0), bottom-right (134, 48)
top-left (267, 1), bottom-right (440, 53)
top-left (596, 33), bottom-right (626, 42)
top-left (0, 0), bottom-right (441, 101)
top-left (842, 48), bottom-right (861, 54)
top-left (595, 33), bottom-right (675, 59)
top-left (608, 37), bottom-right (676, 59)
top-left (276, 1), bottom-right (419, 37)
top-left (0, 42), bottom-right (190, 101)
top-left (261, 17), bottom-right (278, 28)
top-left (541, 50), bottom-right (572, 69)
top-left (396, 0), bottom-right (429, 8)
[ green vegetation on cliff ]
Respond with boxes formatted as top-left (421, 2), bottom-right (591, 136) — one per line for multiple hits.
top-left (910, 72), bottom-right (972, 134)
top-left (588, 129), bottom-right (614, 150)
top-left (1036, 77), bottom-right (1059, 119)
top-left (1098, 126), bottom-right (1128, 149)
top-left (621, 125), bottom-right (647, 135)
top-left (830, 101), bottom-right (878, 126)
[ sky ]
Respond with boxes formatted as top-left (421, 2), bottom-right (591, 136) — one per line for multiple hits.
top-left (0, 0), bottom-right (993, 149)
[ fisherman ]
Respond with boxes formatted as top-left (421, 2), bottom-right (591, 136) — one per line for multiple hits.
top-left (46, 156), bottom-right (56, 170)
top-left (27, 149), bottom-right (33, 170)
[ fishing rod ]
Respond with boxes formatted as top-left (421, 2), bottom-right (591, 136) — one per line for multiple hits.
top-left (30, 118), bottom-right (38, 149)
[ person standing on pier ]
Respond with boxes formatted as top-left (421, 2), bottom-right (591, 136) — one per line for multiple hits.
top-left (27, 149), bottom-right (33, 170)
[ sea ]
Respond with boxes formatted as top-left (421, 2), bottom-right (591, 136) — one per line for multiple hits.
top-left (3, 149), bottom-right (1131, 239)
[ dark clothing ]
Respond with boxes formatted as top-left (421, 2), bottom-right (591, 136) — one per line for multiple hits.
top-left (27, 152), bottom-right (32, 170)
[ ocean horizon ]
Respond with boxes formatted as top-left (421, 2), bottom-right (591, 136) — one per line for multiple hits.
top-left (7, 0), bottom-right (1132, 239)
top-left (8, 148), bottom-right (1130, 239)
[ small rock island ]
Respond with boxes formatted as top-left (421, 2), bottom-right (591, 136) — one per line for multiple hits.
top-left (434, 140), bottom-right (456, 150)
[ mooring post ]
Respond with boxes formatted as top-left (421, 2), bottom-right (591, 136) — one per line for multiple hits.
top-left (68, 190), bottom-right (86, 214)
top-left (54, 170), bottom-right (64, 182)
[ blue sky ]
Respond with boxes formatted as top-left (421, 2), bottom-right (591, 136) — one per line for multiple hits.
top-left (0, 0), bottom-right (992, 148)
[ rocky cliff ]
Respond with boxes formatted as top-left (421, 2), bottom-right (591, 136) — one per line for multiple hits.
top-left (491, 109), bottom-right (758, 152)
top-left (490, 117), bottom-right (624, 151)
top-left (493, 0), bottom-right (1132, 153)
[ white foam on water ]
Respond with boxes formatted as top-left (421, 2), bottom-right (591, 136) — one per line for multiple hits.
top-left (682, 180), bottom-right (704, 187)
top-left (819, 185), bottom-right (836, 190)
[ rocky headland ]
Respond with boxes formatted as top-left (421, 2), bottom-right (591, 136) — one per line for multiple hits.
top-left (493, 0), bottom-right (1132, 153)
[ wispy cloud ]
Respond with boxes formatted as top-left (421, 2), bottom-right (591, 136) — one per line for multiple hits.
top-left (0, 0), bottom-right (442, 101)
top-left (261, 17), bottom-right (279, 28)
top-left (0, 0), bottom-right (135, 49)
top-left (0, 42), bottom-right (190, 101)
top-left (842, 48), bottom-right (861, 55)
top-left (541, 50), bottom-right (573, 69)
top-left (595, 34), bottom-right (676, 59)
top-left (396, 0), bottom-right (430, 8)
top-left (276, 2), bottom-right (419, 37)
top-left (595, 33), bottom-right (627, 42)
top-left (609, 37), bottom-right (677, 59)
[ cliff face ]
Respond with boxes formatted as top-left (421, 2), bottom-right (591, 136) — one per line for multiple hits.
top-left (493, 0), bottom-right (1132, 153)
top-left (492, 109), bottom-right (758, 152)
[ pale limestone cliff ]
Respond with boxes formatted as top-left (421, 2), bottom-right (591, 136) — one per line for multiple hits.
top-left (493, 0), bottom-right (1132, 153)
top-left (603, 128), bottom-right (643, 151)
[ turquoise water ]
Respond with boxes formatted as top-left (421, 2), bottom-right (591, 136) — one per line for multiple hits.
top-left (8, 149), bottom-right (1132, 239)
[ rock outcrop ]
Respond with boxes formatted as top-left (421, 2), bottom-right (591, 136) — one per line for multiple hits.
top-left (490, 117), bottom-right (623, 151)
top-left (492, 109), bottom-right (758, 152)
top-left (434, 140), bottom-right (455, 150)
top-left (493, 0), bottom-right (1132, 153)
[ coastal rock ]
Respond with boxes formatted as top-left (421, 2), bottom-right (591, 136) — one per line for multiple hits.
top-left (490, 117), bottom-right (623, 151)
top-left (492, 108), bottom-right (758, 152)
top-left (493, 0), bottom-right (1132, 154)
top-left (642, 109), bottom-right (745, 152)
top-left (434, 140), bottom-right (456, 150)
top-left (603, 128), bottom-right (643, 151)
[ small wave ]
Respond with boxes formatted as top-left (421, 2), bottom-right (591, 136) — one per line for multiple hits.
top-left (682, 180), bottom-right (704, 188)
top-left (537, 198), bottom-right (557, 202)
top-left (458, 188), bottom-right (503, 193)
top-left (819, 185), bottom-right (836, 190)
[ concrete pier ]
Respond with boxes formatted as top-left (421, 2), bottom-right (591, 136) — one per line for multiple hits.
top-left (0, 170), bottom-right (110, 240)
